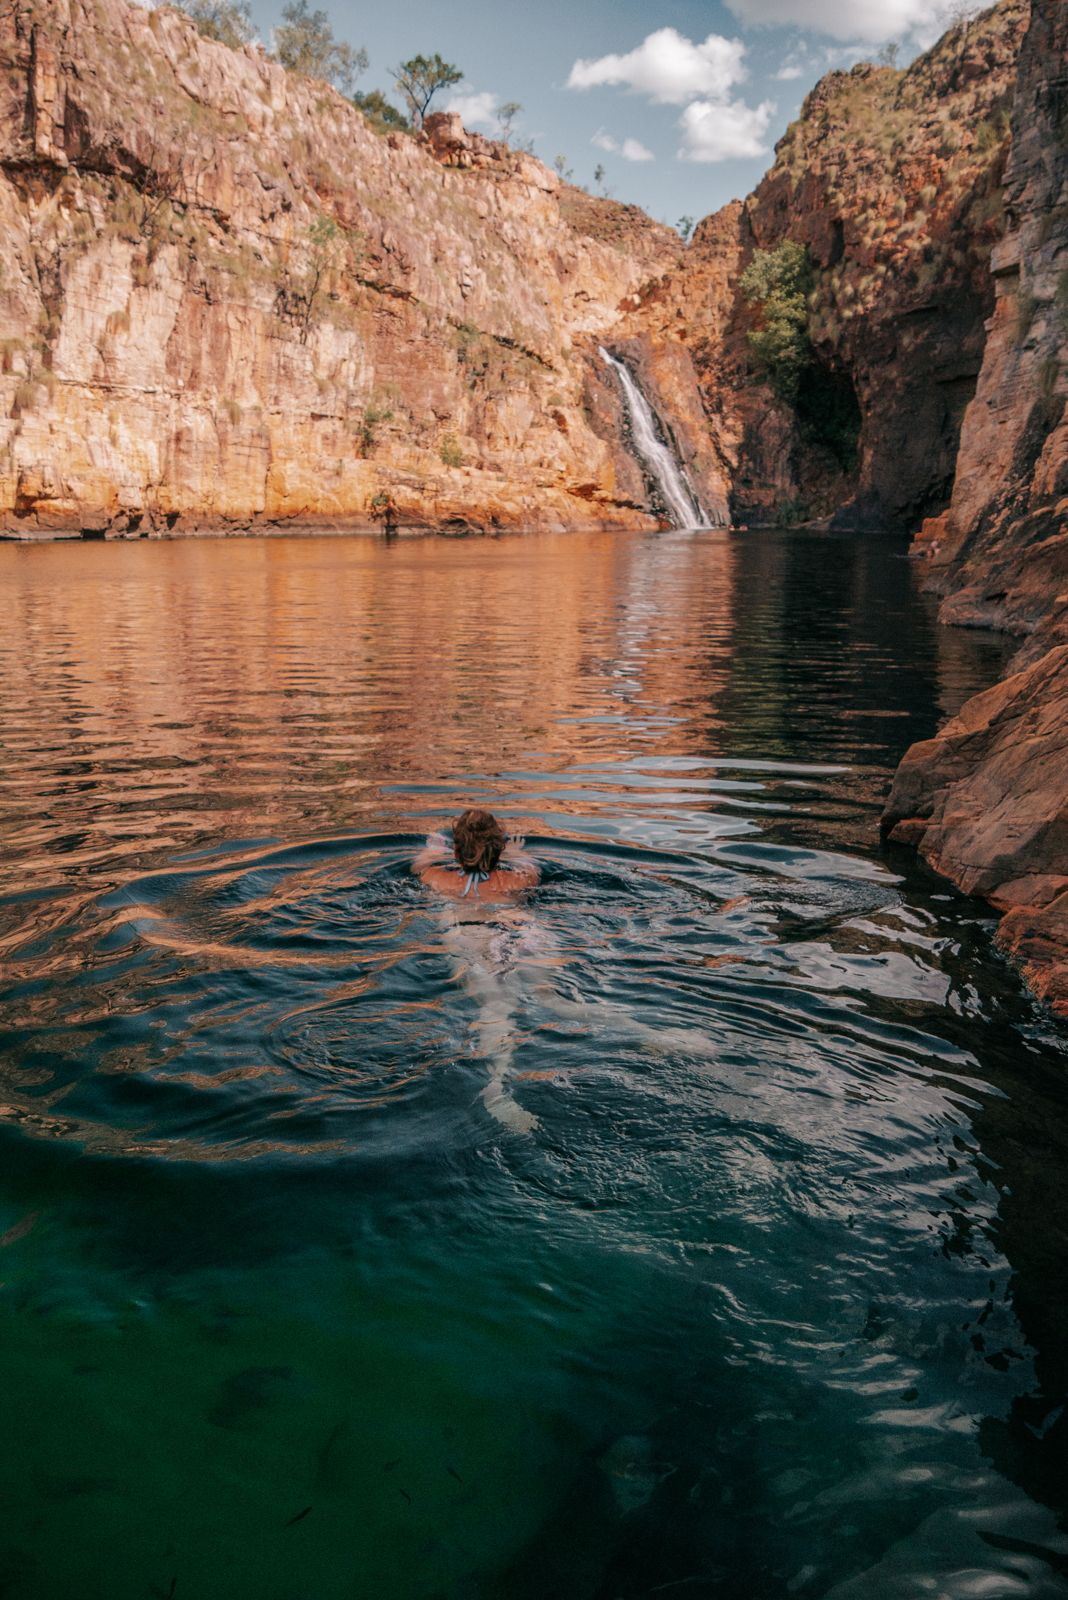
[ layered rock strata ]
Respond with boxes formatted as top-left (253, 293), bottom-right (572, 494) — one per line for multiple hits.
top-left (915, 0), bottom-right (1068, 639)
top-left (0, 0), bottom-right (729, 538)
top-left (882, 0), bottom-right (1068, 1016)
top-left (881, 645), bottom-right (1068, 1015)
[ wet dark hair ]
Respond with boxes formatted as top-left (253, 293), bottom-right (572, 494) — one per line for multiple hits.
top-left (452, 809), bottom-right (506, 874)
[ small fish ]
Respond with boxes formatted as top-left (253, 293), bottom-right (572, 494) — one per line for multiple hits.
top-left (382, 1459), bottom-right (401, 1473)
top-left (0, 1211), bottom-right (39, 1249)
top-left (399, 1489), bottom-right (412, 1507)
top-left (447, 1467), bottom-right (464, 1484)
top-left (286, 1506), bottom-right (312, 1526)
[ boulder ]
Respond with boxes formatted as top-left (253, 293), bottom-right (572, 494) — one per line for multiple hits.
top-left (882, 643), bottom-right (1068, 1014)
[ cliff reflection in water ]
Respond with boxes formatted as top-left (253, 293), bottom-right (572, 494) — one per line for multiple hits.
top-left (0, 528), bottom-right (1007, 902)
top-left (3, 528), bottom-right (1064, 1600)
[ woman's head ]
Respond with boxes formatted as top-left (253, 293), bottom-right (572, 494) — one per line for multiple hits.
top-left (452, 809), bottom-right (506, 874)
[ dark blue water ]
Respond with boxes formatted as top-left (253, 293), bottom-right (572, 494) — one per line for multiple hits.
top-left (1, 528), bottom-right (1066, 1600)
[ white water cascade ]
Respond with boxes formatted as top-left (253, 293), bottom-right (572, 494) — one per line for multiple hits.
top-left (599, 346), bottom-right (711, 529)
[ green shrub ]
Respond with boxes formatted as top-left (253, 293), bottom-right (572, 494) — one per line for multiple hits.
top-left (177, 0), bottom-right (252, 48)
top-left (357, 403), bottom-right (393, 456)
top-left (739, 239), bottom-right (814, 404)
top-left (13, 380), bottom-right (37, 413)
top-left (440, 433), bottom-right (463, 468)
top-left (353, 89), bottom-right (411, 135)
top-left (221, 397), bottom-right (241, 424)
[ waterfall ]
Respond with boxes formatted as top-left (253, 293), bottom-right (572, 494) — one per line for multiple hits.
top-left (599, 347), bottom-right (711, 529)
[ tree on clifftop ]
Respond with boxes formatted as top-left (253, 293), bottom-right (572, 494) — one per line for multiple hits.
top-left (389, 55), bottom-right (463, 128)
top-left (353, 88), bottom-right (411, 135)
top-left (272, 0), bottom-right (368, 95)
top-left (178, 0), bottom-right (253, 50)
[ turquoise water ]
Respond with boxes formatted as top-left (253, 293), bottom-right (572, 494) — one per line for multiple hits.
top-left (1, 528), bottom-right (1066, 1599)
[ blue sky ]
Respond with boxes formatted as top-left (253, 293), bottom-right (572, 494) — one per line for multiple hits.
top-left (247, 0), bottom-right (952, 227)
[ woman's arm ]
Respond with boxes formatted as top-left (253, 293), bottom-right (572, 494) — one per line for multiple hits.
top-left (413, 831), bottom-right (452, 874)
top-left (501, 836), bottom-right (539, 879)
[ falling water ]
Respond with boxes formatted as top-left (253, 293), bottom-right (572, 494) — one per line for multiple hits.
top-left (600, 346), bottom-right (711, 529)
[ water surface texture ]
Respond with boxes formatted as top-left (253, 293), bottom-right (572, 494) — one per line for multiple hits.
top-left (1, 529), bottom-right (1067, 1600)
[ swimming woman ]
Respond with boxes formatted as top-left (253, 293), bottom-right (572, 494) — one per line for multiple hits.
top-left (414, 811), bottom-right (714, 1132)
top-left (412, 808), bottom-right (539, 902)
top-left (414, 810), bottom-right (545, 1133)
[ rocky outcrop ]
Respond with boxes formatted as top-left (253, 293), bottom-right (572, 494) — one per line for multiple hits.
top-left (881, 644), bottom-right (1068, 1014)
top-left (0, 0), bottom-right (1033, 540)
top-left (0, 0), bottom-right (729, 538)
top-left (629, 0), bottom-right (1027, 529)
top-left (915, 0), bottom-right (1068, 639)
top-left (881, 0), bottom-right (1068, 1015)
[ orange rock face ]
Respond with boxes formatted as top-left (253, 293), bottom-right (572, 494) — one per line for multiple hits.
top-left (0, 0), bottom-right (729, 538)
top-left (882, 0), bottom-right (1068, 1014)
top-left (881, 643), bottom-right (1068, 1015)
top-left (917, 0), bottom-right (1068, 640)
top-left (627, 2), bottom-right (1027, 530)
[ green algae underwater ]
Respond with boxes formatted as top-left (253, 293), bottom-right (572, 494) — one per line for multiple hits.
top-left (1, 528), bottom-right (1067, 1600)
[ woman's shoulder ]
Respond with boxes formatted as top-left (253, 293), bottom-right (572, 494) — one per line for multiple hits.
top-left (494, 862), bottom-right (539, 885)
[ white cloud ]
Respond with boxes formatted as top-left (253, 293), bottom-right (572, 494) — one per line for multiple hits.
top-left (678, 97), bottom-right (776, 161)
top-left (591, 129), bottom-right (655, 161)
top-left (775, 63), bottom-right (804, 79)
top-left (622, 137), bottom-right (655, 162)
top-left (444, 90), bottom-right (498, 128)
top-left (723, 0), bottom-right (937, 43)
top-left (567, 28), bottom-right (748, 105)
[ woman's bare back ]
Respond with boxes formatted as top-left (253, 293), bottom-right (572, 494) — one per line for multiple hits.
top-left (416, 860), bottom-right (539, 903)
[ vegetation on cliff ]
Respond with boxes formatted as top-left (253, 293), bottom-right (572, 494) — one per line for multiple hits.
top-left (623, 0), bottom-right (1026, 531)
top-left (270, 0), bottom-right (366, 94)
top-left (739, 240), bottom-right (813, 404)
top-left (0, 0), bottom-right (702, 538)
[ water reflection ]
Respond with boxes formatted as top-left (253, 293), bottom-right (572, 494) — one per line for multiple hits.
top-left (0, 528), bottom-right (1061, 1600)
top-left (0, 530), bottom-right (1008, 902)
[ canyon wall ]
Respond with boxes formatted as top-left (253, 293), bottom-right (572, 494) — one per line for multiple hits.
top-left (0, 0), bottom-right (1037, 541)
top-left (881, 0), bottom-right (1068, 1017)
top-left (0, 0), bottom-right (729, 538)
top-left (629, 0), bottom-right (1027, 531)
top-left (915, 0), bottom-right (1068, 640)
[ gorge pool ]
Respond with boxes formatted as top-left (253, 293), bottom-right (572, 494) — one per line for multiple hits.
top-left (1, 527), bottom-right (1067, 1600)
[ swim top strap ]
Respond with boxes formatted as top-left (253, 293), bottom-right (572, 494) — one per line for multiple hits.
top-left (424, 841), bottom-right (492, 898)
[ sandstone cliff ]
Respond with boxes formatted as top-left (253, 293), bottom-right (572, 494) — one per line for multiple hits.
top-left (914, 0), bottom-right (1068, 641)
top-left (880, 0), bottom-right (1068, 1018)
top-left (0, 0), bottom-right (729, 538)
top-left (625, 0), bottom-right (1027, 531)
top-left (882, 644), bottom-right (1068, 1015)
